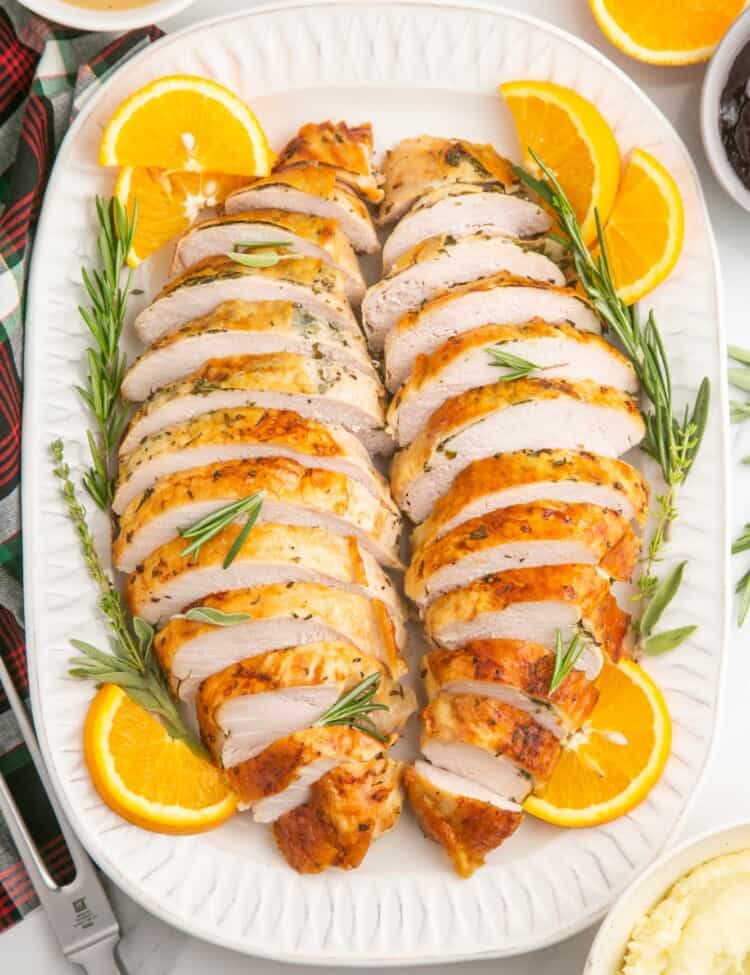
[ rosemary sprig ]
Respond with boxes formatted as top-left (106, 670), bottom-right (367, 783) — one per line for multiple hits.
top-left (728, 346), bottom-right (750, 427)
top-left (315, 672), bottom-right (389, 743)
top-left (178, 494), bottom-right (263, 566)
top-left (76, 197), bottom-right (137, 510)
top-left (549, 630), bottom-right (583, 695)
top-left (51, 440), bottom-right (206, 757)
top-left (515, 153), bottom-right (709, 647)
top-left (486, 346), bottom-right (552, 381)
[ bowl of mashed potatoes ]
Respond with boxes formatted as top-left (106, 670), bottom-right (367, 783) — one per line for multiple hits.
top-left (585, 820), bottom-right (750, 975)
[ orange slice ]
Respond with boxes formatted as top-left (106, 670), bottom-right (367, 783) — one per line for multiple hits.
top-left (99, 75), bottom-right (273, 176)
top-left (589, 0), bottom-right (746, 66)
top-left (598, 148), bottom-right (684, 305)
top-left (523, 659), bottom-right (671, 827)
top-left (115, 167), bottom-right (249, 267)
top-left (500, 80), bottom-right (621, 245)
top-left (84, 684), bottom-right (237, 834)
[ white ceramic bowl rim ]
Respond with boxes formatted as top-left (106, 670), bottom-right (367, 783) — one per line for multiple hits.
top-left (585, 818), bottom-right (750, 974)
top-left (18, 0), bottom-right (197, 33)
top-left (701, 5), bottom-right (750, 212)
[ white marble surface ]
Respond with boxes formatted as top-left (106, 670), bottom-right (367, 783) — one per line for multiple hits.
top-left (3, 0), bottom-right (750, 971)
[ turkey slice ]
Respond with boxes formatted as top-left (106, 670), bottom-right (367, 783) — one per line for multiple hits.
top-left (113, 407), bottom-right (394, 515)
top-left (196, 643), bottom-right (414, 767)
top-left (272, 757), bottom-right (403, 873)
top-left (423, 641), bottom-right (600, 740)
top-left (126, 521), bottom-right (406, 630)
top-left (224, 165), bottom-right (378, 253)
top-left (421, 692), bottom-right (562, 800)
top-left (170, 210), bottom-right (365, 303)
top-left (134, 255), bottom-right (356, 345)
top-left (383, 183), bottom-right (552, 267)
top-left (384, 271), bottom-right (601, 392)
top-left (275, 120), bottom-right (383, 203)
top-left (412, 451), bottom-right (649, 549)
top-left (119, 352), bottom-right (392, 457)
top-left (378, 136), bottom-right (520, 224)
top-left (362, 234), bottom-right (565, 351)
top-left (425, 563), bottom-right (630, 663)
top-left (388, 321), bottom-right (638, 445)
top-left (113, 456), bottom-right (401, 573)
top-left (390, 378), bottom-right (645, 522)
top-left (154, 584), bottom-right (406, 701)
top-left (405, 501), bottom-right (640, 607)
top-left (404, 761), bottom-right (522, 878)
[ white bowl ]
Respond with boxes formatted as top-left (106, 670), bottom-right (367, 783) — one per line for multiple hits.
top-left (701, 6), bottom-right (750, 211)
top-left (584, 820), bottom-right (750, 974)
top-left (19, 0), bottom-right (197, 32)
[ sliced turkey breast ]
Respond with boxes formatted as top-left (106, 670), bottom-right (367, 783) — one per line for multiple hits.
top-left (425, 564), bottom-right (631, 662)
top-left (224, 165), bottom-right (378, 253)
top-left (119, 352), bottom-right (391, 457)
top-left (382, 184), bottom-right (552, 268)
top-left (226, 725), bottom-right (387, 813)
top-left (412, 451), bottom-right (649, 550)
top-left (121, 300), bottom-right (376, 401)
top-left (113, 457), bottom-right (401, 574)
top-left (154, 584), bottom-right (405, 701)
top-left (404, 761), bottom-right (522, 878)
top-left (113, 407), bottom-right (393, 516)
top-left (405, 502), bottom-right (640, 607)
top-left (134, 255), bottom-right (356, 346)
top-left (196, 643), bottom-right (413, 767)
top-left (388, 322), bottom-right (638, 445)
top-left (390, 379), bottom-right (645, 523)
top-left (170, 210), bottom-right (366, 303)
top-left (384, 272), bottom-right (601, 392)
top-left (272, 757), bottom-right (403, 873)
top-left (378, 136), bottom-right (518, 224)
top-left (423, 642), bottom-right (600, 740)
top-left (126, 521), bottom-right (405, 629)
top-left (275, 120), bottom-right (383, 203)
top-left (421, 693), bottom-right (561, 800)
top-left (362, 235), bottom-right (565, 351)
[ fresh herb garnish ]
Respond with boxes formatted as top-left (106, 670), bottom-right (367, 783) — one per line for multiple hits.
top-left (315, 672), bottom-right (389, 743)
top-left (76, 197), bottom-right (137, 510)
top-left (549, 630), bottom-right (583, 695)
top-left (51, 440), bottom-right (206, 757)
top-left (732, 523), bottom-right (750, 626)
top-left (515, 152), bottom-right (709, 649)
top-left (728, 346), bottom-right (750, 427)
top-left (638, 561), bottom-right (697, 654)
top-left (178, 494), bottom-right (263, 566)
top-left (179, 606), bottom-right (253, 626)
top-left (226, 243), bottom-right (299, 269)
top-left (486, 346), bottom-right (551, 381)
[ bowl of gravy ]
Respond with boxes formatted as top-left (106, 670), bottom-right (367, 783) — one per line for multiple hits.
top-left (19, 0), bottom-right (197, 31)
top-left (702, 5), bottom-right (750, 212)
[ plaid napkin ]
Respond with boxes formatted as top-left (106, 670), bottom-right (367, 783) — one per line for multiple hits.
top-left (0, 1), bottom-right (162, 932)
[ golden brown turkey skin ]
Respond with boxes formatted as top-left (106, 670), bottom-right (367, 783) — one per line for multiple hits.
top-left (272, 757), bottom-right (403, 873)
top-left (404, 764), bottom-right (522, 878)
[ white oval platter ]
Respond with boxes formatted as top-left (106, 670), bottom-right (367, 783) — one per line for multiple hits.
top-left (22, 0), bottom-right (729, 965)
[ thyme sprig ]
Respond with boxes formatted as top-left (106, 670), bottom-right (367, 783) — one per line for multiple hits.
top-left (51, 440), bottom-right (206, 757)
top-left (549, 630), bottom-right (583, 695)
top-left (76, 198), bottom-right (137, 510)
top-left (486, 346), bottom-right (555, 382)
top-left (315, 672), bottom-right (389, 743)
top-left (178, 494), bottom-right (263, 566)
top-left (515, 153), bottom-right (709, 650)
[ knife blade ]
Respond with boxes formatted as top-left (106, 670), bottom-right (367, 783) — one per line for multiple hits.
top-left (0, 654), bottom-right (124, 973)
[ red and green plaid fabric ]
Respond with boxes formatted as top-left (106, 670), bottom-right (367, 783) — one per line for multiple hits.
top-left (0, 0), bottom-right (162, 932)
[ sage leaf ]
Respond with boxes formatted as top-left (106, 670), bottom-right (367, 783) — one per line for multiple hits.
top-left (728, 367), bottom-right (750, 393)
top-left (737, 569), bottom-right (750, 626)
top-left (182, 606), bottom-right (252, 626)
top-left (643, 625), bottom-right (697, 655)
top-left (728, 345), bottom-right (750, 365)
top-left (640, 561), bottom-right (687, 637)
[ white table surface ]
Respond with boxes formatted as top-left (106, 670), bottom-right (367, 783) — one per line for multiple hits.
top-left (4, 0), bottom-right (750, 971)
